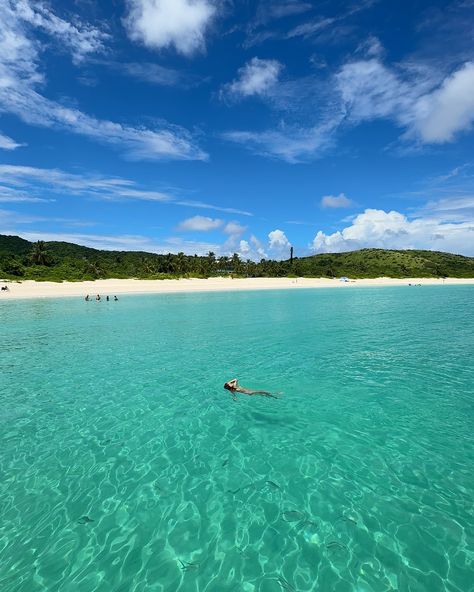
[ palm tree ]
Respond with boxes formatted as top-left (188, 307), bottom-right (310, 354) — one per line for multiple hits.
top-left (140, 257), bottom-right (156, 275)
top-left (30, 241), bottom-right (50, 266)
top-left (87, 260), bottom-right (103, 278)
top-left (206, 251), bottom-right (216, 274)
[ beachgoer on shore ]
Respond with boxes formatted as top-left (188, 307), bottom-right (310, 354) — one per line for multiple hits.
top-left (224, 378), bottom-right (280, 401)
top-left (1, 285), bottom-right (9, 292)
top-left (106, 296), bottom-right (110, 301)
top-left (96, 294), bottom-right (101, 301)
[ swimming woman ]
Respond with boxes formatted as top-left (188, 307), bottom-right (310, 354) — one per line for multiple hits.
top-left (224, 378), bottom-right (280, 400)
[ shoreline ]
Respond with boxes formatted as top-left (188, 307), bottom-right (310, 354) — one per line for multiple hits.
top-left (1, 276), bottom-right (474, 300)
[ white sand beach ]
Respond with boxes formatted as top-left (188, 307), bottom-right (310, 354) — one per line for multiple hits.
top-left (1, 276), bottom-right (473, 300)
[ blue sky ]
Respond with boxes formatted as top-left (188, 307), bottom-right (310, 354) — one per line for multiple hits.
top-left (0, 0), bottom-right (473, 258)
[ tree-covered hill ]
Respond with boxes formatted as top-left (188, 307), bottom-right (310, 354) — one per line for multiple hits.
top-left (293, 248), bottom-right (474, 278)
top-left (0, 234), bottom-right (473, 280)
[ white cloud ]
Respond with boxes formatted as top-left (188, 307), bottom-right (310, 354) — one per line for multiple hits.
top-left (0, 183), bottom-right (52, 203)
top-left (256, 1), bottom-right (311, 23)
top-left (14, 0), bottom-right (108, 62)
top-left (222, 58), bottom-right (283, 99)
top-left (0, 3), bottom-right (206, 161)
top-left (0, 208), bottom-right (90, 226)
top-left (0, 132), bottom-right (24, 150)
top-left (250, 235), bottom-right (268, 259)
top-left (268, 229), bottom-right (292, 258)
top-left (336, 59), bottom-right (423, 122)
top-left (237, 235), bottom-right (267, 261)
top-left (177, 215), bottom-right (223, 231)
top-left (413, 62), bottom-right (474, 143)
top-left (287, 17), bottom-right (335, 39)
top-left (236, 231), bottom-right (291, 261)
top-left (223, 221), bottom-right (247, 235)
top-left (0, 164), bottom-right (251, 216)
top-left (226, 55), bottom-right (474, 162)
top-left (418, 195), bottom-right (474, 222)
top-left (321, 193), bottom-right (353, 208)
top-left (223, 118), bottom-right (340, 163)
top-left (336, 58), bottom-right (474, 145)
top-left (311, 208), bottom-right (474, 256)
top-left (118, 62), bottom-right (196, 87)
top-left (174, 200), bottom-right (252, 216)
top-left (0, 222), bottom-right (221, 255)
top-left (124, 0), bottom-right (216, 56)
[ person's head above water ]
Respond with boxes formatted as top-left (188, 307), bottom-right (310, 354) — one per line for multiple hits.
top-left (224, 379), bottom-right (238, 391)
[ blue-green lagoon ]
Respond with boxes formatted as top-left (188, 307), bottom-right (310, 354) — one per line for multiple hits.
top-left (1, 286), bottom-right (473, 592)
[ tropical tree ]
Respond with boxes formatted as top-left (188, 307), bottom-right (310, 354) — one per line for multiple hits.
top-left (175, 252), bottom-right (187, 275)
top-left (206, 251), bottom-right (216, 275)
top-left (140, 257), bottom-right (156, 276)
top-left (86, 260), bottom-right (103, 278)
top-left (231, 253), bottom-right (243, 275)
top-left (30, 241), bottom-right (50, 266)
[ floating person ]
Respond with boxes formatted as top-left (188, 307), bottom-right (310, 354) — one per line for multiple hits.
top-left (96, 294), bottom-right (101, 301)
top-left (85, 294), bottom-right (90, 301)
top-left (114, 295), bottom-right (118, 301)
top-left (106, 295), bottom-right (110, 301)
top-left (224, 378), bottom-right (280, 400)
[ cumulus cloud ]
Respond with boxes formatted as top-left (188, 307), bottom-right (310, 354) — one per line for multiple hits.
top-left (177, 215), bottom-right (223, 231)
top-left (337, 58), bottom-right (474, 145)
top-left (0, 132), bottom-right (24, 150)
top-left (268, 228), bottom-right (292, 258)
top-left (222, 58), bottom-right (283, 99)
top-left (238, 235), bottom-right (267, 260)
top-left (124, 0), bottom-right (216, 56)
top-left (0, 3), bottom-right (206, 161)
top-left (225, 53), bottom-right (474, 162)
top-left (235, 230), bottom-right (291, 261)
top-left (413, 62), bottom-right (474, 143)
top-left (321, 193), bottom-right (353, 208)
top-left (311, 208), bottom-right (474, 256)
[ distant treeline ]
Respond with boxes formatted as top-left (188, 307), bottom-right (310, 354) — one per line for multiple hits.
top-left (1, 234), bottom-right (473, 281)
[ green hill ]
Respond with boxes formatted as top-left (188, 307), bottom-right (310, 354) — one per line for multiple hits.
top-left (0, 234), bottom-right (473, 280)
top-left (292, 248), bottom-right (474, 278)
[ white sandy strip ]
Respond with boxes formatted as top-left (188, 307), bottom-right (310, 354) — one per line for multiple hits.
top-left (0, 277), bottom-right (473, 300)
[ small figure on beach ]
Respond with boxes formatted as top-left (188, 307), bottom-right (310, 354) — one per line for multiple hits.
top-left (106, 295), bottom-right (110, 301)
top-left (96, 294), bottom-right (101, 301)
top-left (1, 285), bottom-right (9, 291)
top-left (85, 294), bottom-right (90, 301)
top-left (114, 295), bottom-right (118, 301)
top-left (224, 378), bottom-right (280, 401)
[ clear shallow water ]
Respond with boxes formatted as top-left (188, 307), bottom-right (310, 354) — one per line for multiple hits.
top-left (1, 286), bottom-right (473, 592)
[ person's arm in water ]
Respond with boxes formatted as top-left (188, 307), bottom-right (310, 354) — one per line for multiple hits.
top-left (224, 379), bottom-right (238, 401)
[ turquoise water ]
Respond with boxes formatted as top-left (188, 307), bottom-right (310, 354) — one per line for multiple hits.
top-left (1, 286), bottom-right (473, 592)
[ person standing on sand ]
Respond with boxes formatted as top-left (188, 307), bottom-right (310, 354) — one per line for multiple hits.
top-left (224, 378), bottom-right (280, 401)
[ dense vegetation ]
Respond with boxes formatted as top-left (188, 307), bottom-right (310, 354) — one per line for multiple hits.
top-left (1, 234), bottom-right (473, 281)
